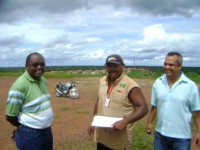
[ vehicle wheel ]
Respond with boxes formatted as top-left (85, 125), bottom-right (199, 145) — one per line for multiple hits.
top-left (56, 91), bottom-right (61, 97)
top-left (69, 89), bottom-right (79, 99)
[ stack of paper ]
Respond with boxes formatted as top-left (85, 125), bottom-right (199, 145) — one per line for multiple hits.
top-left (91, 115), bottom-right (123, 128)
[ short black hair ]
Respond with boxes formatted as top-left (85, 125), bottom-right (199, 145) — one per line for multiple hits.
top-left (25, 52), bottom-right (44, 66)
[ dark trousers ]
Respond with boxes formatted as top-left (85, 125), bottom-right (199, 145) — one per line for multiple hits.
top-left (16, 125), bottom-right (53, 150)
top-left (97, 143), bottom-right (113, 150)
top-left (154, 131), bottom-right (191, 150)
top-left (97, 143), bottom-right (126, 150)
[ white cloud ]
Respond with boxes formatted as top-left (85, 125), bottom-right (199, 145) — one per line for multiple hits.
top-left (84, 37), bottom-right (103, 43)
top-left (143, 24), bottom-right (169, 43)
top-left (0, 0), bottom-right (200, 67)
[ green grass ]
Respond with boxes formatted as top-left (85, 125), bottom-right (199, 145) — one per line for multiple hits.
top-left (1, 69), bottom-right (199, 83)
top-left (61, 106), bottom-right (69, 111)
top-left (0, 72), bottom-right (23, 77)
top-left (54, 136), bottom-right (95, 150)
top-left (55, 122), bottom-right (155, 150)
top-left (132, 123), bottom-right (154, 150)
top-left (75, 108), bottom-right (90, 115)
top-left (1, 69), bottom-right (200, 149)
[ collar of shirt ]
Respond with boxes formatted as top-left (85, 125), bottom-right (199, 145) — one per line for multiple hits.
top-left (24, 71), bottom-right (41, 83)
top-left (159, 72), bottom-right (189, 87)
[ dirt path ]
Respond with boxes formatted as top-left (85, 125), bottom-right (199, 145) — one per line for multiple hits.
top-left (0, 77), bottom-right (199, 150)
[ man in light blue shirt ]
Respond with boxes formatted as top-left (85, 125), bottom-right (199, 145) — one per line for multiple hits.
top-left (146, 51), bottom-right (200, 150)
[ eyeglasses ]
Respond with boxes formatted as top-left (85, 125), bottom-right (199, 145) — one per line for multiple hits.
top-left (106, 63), bottom-right (120, 67)
top-left (29, 62), bottom-right (46, 68)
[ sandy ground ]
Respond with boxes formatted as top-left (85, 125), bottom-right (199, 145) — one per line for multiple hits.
top-left (0, 77), bottom-right (199, 150)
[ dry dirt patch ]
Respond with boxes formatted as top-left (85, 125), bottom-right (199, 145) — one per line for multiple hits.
top-left (0, 77), bottom-right (198, 150)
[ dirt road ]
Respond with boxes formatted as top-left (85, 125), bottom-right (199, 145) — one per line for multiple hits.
top-left (0, 77), bottom-right (198, 150)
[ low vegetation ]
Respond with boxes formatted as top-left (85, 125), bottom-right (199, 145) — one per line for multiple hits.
top-left (0, 66), bottom-right (199, 149)
top-left (0, 66), bottom-right (199, 83)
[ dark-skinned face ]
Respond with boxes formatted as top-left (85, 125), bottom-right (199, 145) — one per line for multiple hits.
top-left (26, 54), bottom-right (45, 80)
top-left (106, 63), bottom-right (124, 80)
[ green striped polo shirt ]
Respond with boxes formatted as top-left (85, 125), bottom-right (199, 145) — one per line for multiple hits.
top-left (6, 71), bottom-right (54, 129)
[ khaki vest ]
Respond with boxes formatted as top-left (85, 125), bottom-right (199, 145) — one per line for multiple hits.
top-left (95, 74), bottom-right (139, 150)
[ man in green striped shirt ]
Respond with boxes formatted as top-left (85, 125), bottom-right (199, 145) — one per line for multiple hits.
top-left (6, 52), bottom-right (54, 150)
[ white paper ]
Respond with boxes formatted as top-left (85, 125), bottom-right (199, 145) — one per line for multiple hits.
top-left (91, 115), bottom-right (123, 128)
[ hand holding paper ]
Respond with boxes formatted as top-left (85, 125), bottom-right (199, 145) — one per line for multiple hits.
top-left (91, 115), bottom-right (123, 128)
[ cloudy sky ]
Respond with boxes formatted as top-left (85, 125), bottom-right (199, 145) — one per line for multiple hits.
top-left (0, 0), bottom-right (200, 67)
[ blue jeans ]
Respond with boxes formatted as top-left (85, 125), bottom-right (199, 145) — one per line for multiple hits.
top-left (154, 131), bottom-right (191, 150)
top-left (16, 125), bottom-right (53, 150)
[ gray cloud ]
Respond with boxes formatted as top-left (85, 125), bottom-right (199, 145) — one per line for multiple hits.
top-left (125, 0), bottom-right (200, 17)
top-left (0, 0), bottom-right (90, 22)
top-left (0, 0), bottom-right (200, 67)
top-left (0, 35), bottom-right (24, 48)
top-left (1, 0), bottom-right (200, 23)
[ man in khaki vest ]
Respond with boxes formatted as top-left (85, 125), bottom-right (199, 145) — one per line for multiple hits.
top-left (88, 54), bottom-right (149, 150)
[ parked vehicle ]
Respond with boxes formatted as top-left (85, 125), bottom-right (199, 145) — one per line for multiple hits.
top-left (55, 80), bottom-right (79, 99)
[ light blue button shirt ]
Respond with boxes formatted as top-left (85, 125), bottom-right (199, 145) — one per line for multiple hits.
top-left (151, 73), bottom-right (200, 138)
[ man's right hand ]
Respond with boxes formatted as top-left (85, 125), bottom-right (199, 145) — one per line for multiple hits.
top-left (87, 126), bottom-right (95, 135)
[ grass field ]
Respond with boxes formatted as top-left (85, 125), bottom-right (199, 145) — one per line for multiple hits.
top-left (0, 71), bottom-right (199, 150)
